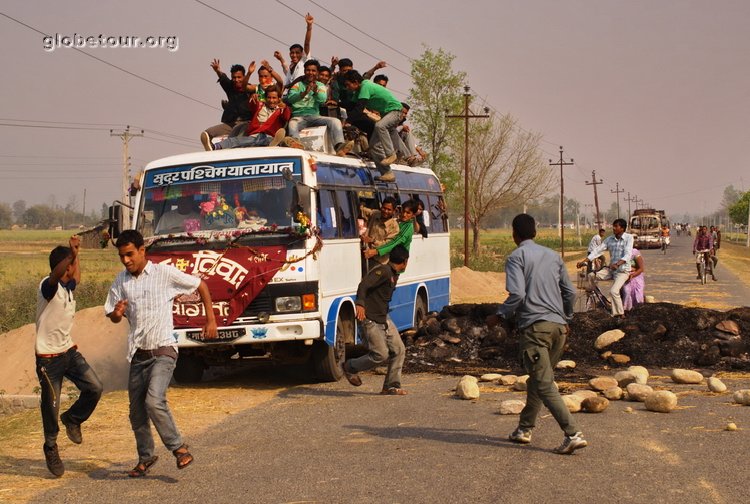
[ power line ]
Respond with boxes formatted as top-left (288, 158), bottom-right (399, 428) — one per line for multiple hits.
top-left (0, 12), bottom-right (219, 111)
top-left (194, 0), bottom-right (289, 46)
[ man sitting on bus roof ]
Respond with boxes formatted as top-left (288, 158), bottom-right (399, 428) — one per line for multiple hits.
top-left (274, 13), bottom-right (315, 89)
top-left (200, 60), bottom-right (253, 151)
top-left (342, 70), bottom-right (404, 182)
top-left (284, 59), bottom-right (354, 157)
top-left (210, 87), bottom-right (289, 150)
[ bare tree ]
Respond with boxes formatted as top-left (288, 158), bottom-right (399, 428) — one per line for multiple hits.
top-left (463, 113), bottom-right (553, 253)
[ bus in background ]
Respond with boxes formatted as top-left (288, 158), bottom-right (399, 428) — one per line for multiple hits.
top-left (109, 145), bottom-right (450, 383)
top-left (629, 208), bottom-right (669, 249)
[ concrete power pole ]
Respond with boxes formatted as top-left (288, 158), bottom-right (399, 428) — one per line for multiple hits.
top-left (110, 125), bottom-right (144, 228)
top-left (611, 182), bottom-right (624, 219)
top-left (445, 86), bottom-right (489, 267)
top-left (585, 170), bottom-right (604, 229)
top-left (549, 146), bottom-right (574, 258)
top-left (626, 192), bottom-right (636, 220)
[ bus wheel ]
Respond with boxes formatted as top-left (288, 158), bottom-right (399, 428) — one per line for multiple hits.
top-left (414, 294), bottom-right (428, 329)
top-left (312, 314), bottom-right (349, 382)
top-left (174, 354), bottom-right (206, 383)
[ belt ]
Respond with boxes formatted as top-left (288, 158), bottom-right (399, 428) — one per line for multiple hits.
top-left (36, 345), bottom-right (77, 359)
top-left (133, 346), bottom-right (177, 360)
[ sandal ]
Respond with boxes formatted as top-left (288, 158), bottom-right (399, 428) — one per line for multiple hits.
top-left (380, 387), bottom-right (408, 396)
top-left (173, 444), bottom-right (194, 470)
top-left (342, 361), bottom-right (362, 387)
top-left (127, 455), bottom-right (158, 478)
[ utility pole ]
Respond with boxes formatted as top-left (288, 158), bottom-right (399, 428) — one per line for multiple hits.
top-left (585, 170), bottom-right (604, 229)
top-left (445, 86), bottom-right (489, 267)
top-left (110, 125), bottom-right (143, 228)
top-left (626, 192), bottom-right (636, 220)
top-left (82, 188), bottom-right (86, 226)
top-left (549, 146), bottom-right (574, 258)
top-left (611, 182), bottom-right (624, 219)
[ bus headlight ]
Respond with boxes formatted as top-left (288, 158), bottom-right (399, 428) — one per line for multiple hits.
top-left (275, 296), bottom-right (302, 312)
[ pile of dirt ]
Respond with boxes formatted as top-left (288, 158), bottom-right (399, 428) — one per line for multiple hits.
top-left (403, 302), bottom-right (750, 379)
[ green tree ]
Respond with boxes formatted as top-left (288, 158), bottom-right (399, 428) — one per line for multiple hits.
top-left (408, 46), bottom-right (466, 192)
top-left (721, 185), bottom-right (742, 212)
top-left (11, 200), bottom-right (26, 223)
top-left (0, 203), bottom-right (11, 228)
top-left (728, 191), bottom-right (750, 225)
top-left (23, 204), bottom-right (56, 229)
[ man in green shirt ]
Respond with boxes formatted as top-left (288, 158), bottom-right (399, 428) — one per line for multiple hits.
top-left (364, 200), bottom-right (418, 260)
top-left (342, 70), bottom-right (404, 182)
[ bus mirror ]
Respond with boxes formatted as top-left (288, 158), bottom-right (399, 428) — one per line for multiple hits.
top-left (292, 185), bottom-right (311, 218)
top-left (108, 204), bottom-right (123, 239)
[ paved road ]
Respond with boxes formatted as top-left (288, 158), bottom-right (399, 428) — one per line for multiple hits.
top-left (31, 369), bottom-right (750, 504)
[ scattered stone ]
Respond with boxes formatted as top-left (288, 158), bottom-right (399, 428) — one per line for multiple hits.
top-left (628, 366), bottom-right (649, 385)
top-left (441, 318), bottom-right (461, 335)
top-left (726, 422), bottom-right (738, 431)
top-left (594, 329), bottom-right (626, 350)
top-left (572, 390), bottom-right (598, 400)
top-left (645, 390), bottom-right (678, 413)
top-left (456, 375), bottom-right (480, 400)
top-left (644, 295), bottom-right (656, 303)
top-left (609, 354), bottom-right (631, 365)
top-left (626, 383), bottom-right (654, 402)
top-left (556, 360), bottom-right (576, 370)
top-left (614, 370), bottom-right (637, 388)
top-left (439, 334), bottom-right (462, 345)
top-left (707, 377), bottom-right (727, 393)
top-left (562, 394), bottom-right (583, 413)
top-left (733, 390), bottom-right (750, 406)
top-left (603, 386), bottom-right (623, 400)
top-left (479, 373), bottom-right (503, 382)
top-left (715, 320), bottom-right (740, 336)
top-left (582, 396), bottom-right (610, 413)
top-left (500, 375), bottom-right (518, 386)
top-left (424, 317), bottom-right (441, 336)
top-left (624, 406), bottom-right (634, 413)
top-left (653, 324), bottom-right (668, 338)
top-left (513, 375), bottom-right (529, 391)
top-left (589, 376), bottom-right (619, 392)
top-left (600, 351), bottom-right (613, 360)
top-left (499, 399), bottom-right (526, 415)
top-left (670, 369), bottom-right (704, 384)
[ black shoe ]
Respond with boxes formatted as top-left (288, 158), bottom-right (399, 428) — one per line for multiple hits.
top-left (43, 443), bottom-right (65, 477)
top-left (60, 411), bottom-right (82, 444)
top-left (712, 276), bottom-right (717, 281)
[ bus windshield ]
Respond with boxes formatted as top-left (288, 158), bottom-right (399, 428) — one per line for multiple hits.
top-left (138, 157), bottom-right (301, 237)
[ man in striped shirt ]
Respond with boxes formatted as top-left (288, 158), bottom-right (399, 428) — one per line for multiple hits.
top-left (105, 230), bottom-right (217, 477)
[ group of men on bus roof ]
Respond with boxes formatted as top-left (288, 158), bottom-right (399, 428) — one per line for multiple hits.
top-left (199, 13), bottom-right (427, 183)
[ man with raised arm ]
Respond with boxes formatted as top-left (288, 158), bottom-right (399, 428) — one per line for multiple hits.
top-left (275, 13), bottom-right (315, 88)
top-left (200, 60), bottom-right (253, 150)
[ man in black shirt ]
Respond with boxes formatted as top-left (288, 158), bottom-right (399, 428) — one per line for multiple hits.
top-left (200, 59), bottom-right (253, 150)
top-left (342, 245), bottom-right (409, 395)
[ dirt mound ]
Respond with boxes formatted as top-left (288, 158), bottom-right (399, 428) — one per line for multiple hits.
top-left (404, 302), bottom-right (750, 379)
top-left (450, 267), bottom-right (506, 304)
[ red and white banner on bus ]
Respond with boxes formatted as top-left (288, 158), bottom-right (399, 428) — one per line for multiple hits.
top-left (148, 246), bottom-right (287, 327)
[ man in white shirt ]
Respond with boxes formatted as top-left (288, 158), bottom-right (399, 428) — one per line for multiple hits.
top-left (586, 228), bottom-right (606, 272)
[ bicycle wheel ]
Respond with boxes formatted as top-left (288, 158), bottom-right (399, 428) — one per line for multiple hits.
top-left (699, 259), bottom-right (706, 285)
top-left (662, 241), bottom-right (666, 254)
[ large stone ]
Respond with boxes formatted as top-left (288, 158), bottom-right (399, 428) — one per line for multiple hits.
top-left (589, 376), bottom-right (619, 391)
top-left (456, 375), bottom-right (480, 400)
top-left (594, 329), bottom-right (626, 350)
top-left (645, 390), bottom-right (678, 413)
top-left (562, 394), bottom-right (583, 413)
top-left (626, 383), bottom-right (654, 402)
top-left (556, 360), bottom-right (576, 370)
top-left (628, 366), bottom-right (650, 384)
top-left (499, 399), bottom-right (526, 415)
top-left (500, 375), bottom-right (518, 386)
top-left (715, 320), bottom-right (740, 335)
top-left (707, 377), bottom-right (727, 393)
top-left (572, 390), bottom-right (598, 400)
top-left (603, 386), bottom-right (623, 400)
top-left (441, 318), bottom-right (461, 334)
top-left (670, 369), bottom-right (704, 384)
top-left (733, 389), bottom-right (750, 405)
top-left (479, 373), bottom-right (503, 382)
top-left (609, 354), bottom-right (631, 365)
top-left (614, 371), bottom-right (637, 388)
top-left (439, 334), bottom-right (462, 345)
top-left (513, 375), bottom-right (529, 391)
top-left (582, 396), bottom-right (610, 413)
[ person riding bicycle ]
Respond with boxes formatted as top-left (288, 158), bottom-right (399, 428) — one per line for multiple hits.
top-left (692, 225), bottom-right (716, 281)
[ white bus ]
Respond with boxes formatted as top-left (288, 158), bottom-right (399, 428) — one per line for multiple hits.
top-left (110, 144), bottom-right (450, 382)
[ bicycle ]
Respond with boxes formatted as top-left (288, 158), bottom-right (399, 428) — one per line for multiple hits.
top-left (575, 267), bottom-right (613, 312)
top-left (696, 249), bottom-right (715, 285)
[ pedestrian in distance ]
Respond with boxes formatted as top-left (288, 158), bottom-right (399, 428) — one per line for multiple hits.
top-left (36, 235), bottom-right (103, 477)
top-left (342, 244), bottom-right (409, 395)
top-left (486, 214), bottom-right (587, 455)
top-left (105, 230), bottom-right (218, 477)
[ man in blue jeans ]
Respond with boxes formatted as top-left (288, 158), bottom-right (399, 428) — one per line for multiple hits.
top-left (343, 245), bottom-right (409, 395)
top-left (105, 230), bottom-right (218, 477)
top-left (487, 214), bottom-right (586, 455)
top-left (36, 235), bottom-right (103, 477)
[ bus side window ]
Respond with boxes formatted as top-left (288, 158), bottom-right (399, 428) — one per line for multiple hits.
top-left (336, 190), bottom-right (358, 239)
top-left (316, 189), bottom-right (338, 239)
top-left (431, 195), bottom-right (448, 232)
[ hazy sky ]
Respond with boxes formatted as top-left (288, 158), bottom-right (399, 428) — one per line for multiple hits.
top-left (1, 0), bottom-right (748, 220)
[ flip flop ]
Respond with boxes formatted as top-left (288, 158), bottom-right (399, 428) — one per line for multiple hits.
top-left (173, 444), bottom-right (194, 470)
top-left (127, 455), bottom-right (158, 478)
top-left (380, 387), bottom-right (408, 396)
